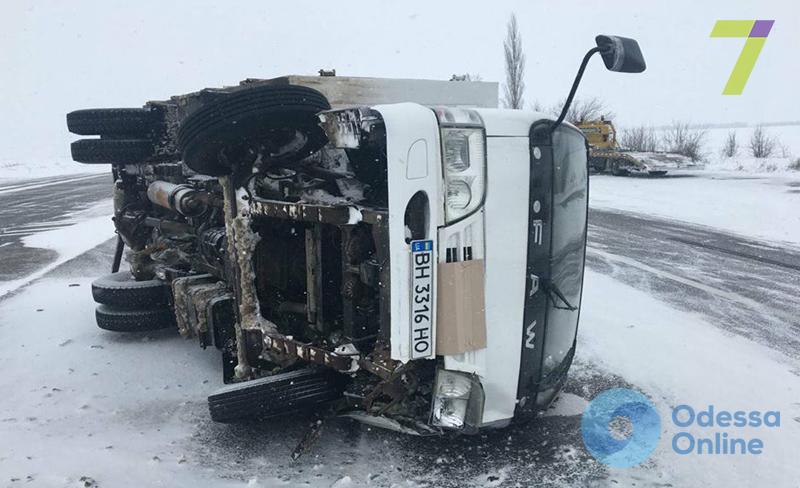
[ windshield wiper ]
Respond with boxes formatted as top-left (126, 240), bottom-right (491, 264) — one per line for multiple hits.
top-left (541, 279), bottom-right (578, 311)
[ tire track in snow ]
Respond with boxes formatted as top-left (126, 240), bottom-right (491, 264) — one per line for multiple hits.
top-left (587, 246), bottom-right (763, 310)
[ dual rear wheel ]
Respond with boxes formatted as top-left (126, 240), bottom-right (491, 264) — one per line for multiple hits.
top-left (91, 272), bottom-right (175, 332)
top-left (67, 108), bottom-right (163, 165)
top-left (68, 84), bottom-right (332, 171)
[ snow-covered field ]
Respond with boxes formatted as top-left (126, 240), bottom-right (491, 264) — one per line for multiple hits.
top-left (0, 158), bottom-right (107, 185)
top-left (705, 156), bottom-right (799, 174)
top-left (590, 171), bottom-right (800, 247)
top-left (650, 124), bottom-right (800, 164)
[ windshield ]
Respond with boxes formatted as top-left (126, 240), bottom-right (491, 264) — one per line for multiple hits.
top-left (541, 126), bottom-right (588, 378)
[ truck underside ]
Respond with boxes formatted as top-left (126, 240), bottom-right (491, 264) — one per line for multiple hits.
top-left (70, 77), bottom-right (496, 434)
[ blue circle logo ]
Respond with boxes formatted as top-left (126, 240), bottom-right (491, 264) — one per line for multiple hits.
top-left (581, 388), bottom-right (661, 467)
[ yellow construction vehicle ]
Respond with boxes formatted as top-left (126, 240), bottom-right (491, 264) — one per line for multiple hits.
top-left (577, 119), bottom-right (696, 176)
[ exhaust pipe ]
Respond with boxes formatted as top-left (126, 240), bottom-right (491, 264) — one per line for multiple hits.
top-left (146, 180), bottom-right (205, 216)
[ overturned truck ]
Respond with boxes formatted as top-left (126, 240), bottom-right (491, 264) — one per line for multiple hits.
top-left (67, 36), bottom-right (645, 434)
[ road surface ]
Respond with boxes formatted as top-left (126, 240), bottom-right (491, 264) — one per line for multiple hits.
top-left (0, 173), bottom-right (111, 283)
top-left (588, 208), bottom-right (800, 360)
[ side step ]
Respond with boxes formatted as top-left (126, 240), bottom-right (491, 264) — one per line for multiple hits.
top-left (208, 367), bottom-right (348, 423)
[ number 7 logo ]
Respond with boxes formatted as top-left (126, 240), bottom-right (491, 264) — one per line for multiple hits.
top-left (710, 20), bottom-right (774, 95)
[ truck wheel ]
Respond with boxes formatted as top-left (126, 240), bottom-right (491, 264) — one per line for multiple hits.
top-left (208, 368), bottom-right (348, 423)
top-left (588, 157), bottom-right (607, 172)
top-left (95, 304), bottom-right (176, 332)
top-left (67, 108), bottom-right (160, 136)
top-left (91, 272), bottom-right (171, 309)
top-left (71, 138), bottom-right (154, 164)
top-left (610, 159), bottom-right (630, 176)
top-left (178, 84), bottom-right (330, 176)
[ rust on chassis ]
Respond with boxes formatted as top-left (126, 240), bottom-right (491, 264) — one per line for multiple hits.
top-left (222, 175), bottom-right (391, 378)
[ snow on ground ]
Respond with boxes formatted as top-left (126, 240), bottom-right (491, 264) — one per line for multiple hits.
top-left (0, 171), bottom-right (797, 486)
top-left (704, 155), bottom-right (800, 174)
top-left (0, 200), bottom-right (114, 298)
top-left (577, 270), bottom-right (800, 487)
top-left (0, 273), bottom-right (235, 488)
top-left (589, 171), bottom-right (800, 247)
top-left (0, 258), bottom-right (416, 488)
top-left (0, 158), bottom-right (107, 185)
top-left (1, 258), bottom-right (797, 486)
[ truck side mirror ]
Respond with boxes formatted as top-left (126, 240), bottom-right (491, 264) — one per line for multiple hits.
top-left (547, 35), bottom-right (646, 133)
top-left (595, 35), bottom-right (646, 73)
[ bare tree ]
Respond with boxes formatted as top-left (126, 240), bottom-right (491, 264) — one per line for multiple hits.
top-left (749, 126), bottom-right (776, 158)
top-left (502, 14), bottom-right (525, 109)
top-left (549, 97), bottom-right (615, 124)
top-left (777, 141), bottom-right (792, 158)
top-left (529, 100), bottom-right (544, 112)
top-left (663, 121), bottom-right (707, 161)
top-left (721, 131), bottom-right (738, 158)
top-left (619, 126), bottom-right (658, 152)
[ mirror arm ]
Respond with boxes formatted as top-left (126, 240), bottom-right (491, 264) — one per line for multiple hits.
top-left (551, 46), bottom-right (600, 133)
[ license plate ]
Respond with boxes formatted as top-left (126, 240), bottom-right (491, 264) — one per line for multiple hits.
top-left (410, 240), bottom-right (434, 359)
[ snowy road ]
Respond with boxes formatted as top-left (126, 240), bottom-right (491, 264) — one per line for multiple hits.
top-left (0, 172), bottom-right (798, 487)
top-left (588, 208), bottom-right (800, 360)
top-left (0, 173), bottom-right (111, 283)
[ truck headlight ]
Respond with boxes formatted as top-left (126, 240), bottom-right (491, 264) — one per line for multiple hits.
top-left (435, 108), bottom-right (486, 224)
top-left (445, 179), bottom-right (472, 210)
top-left (430, 369), bottom-right (485, 432)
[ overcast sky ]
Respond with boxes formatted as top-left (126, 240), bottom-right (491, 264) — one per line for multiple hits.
top-left (2, 0), bottom-right (798, 163)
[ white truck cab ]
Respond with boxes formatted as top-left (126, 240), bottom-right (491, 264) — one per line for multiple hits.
top-left (317, 100), bottom-right (589, 430)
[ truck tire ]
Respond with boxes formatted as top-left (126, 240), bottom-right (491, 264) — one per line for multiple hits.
top-left (71, 138), bottom-right (154, 164)
top-left (67, 108), bottom-right (160, 136)
top-left (91, 272), bottom-right (170, 309)
top-left (178, 84), bottom-right (330, 176)
top-left (588, 157), bottom-right (607, 172)
top-left (208, 368), bottom-right (348, 423)
top-left (610, 159), bottom-right (630, 176)
top-left (95, 304), bottom-right (176, 332)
